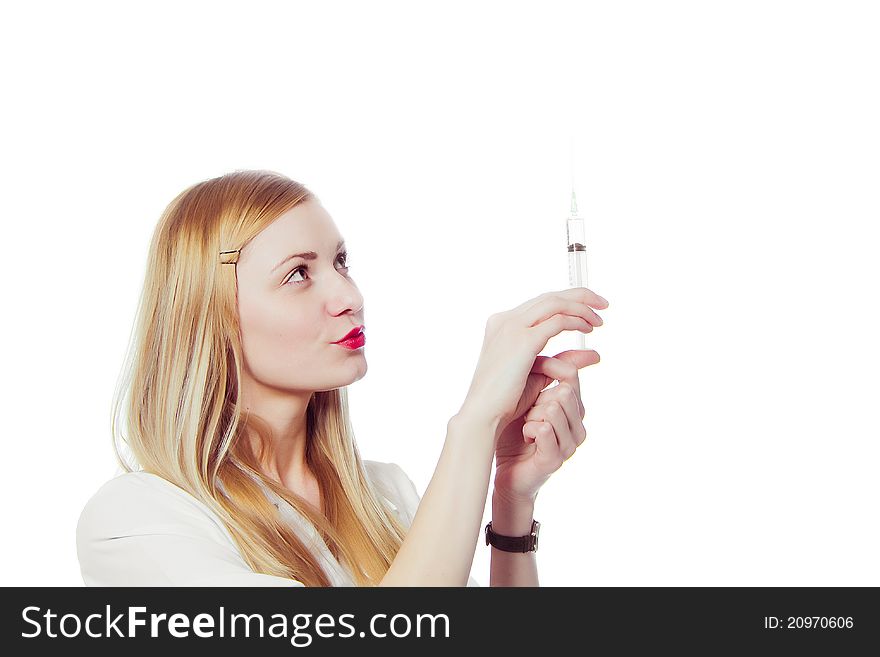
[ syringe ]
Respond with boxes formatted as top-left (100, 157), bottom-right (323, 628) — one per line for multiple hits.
top-left (566, 187), bottom-right (589, 350)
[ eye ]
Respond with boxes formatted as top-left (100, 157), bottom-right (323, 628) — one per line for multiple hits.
top-left (283, 252), bottom-right (350, 286)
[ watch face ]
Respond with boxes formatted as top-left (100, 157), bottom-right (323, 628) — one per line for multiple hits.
top-left (533, 521), bottom-right (540, 551)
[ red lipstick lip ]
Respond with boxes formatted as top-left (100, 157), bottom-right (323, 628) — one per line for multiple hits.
top-left (333, 325), bottom-right (364, 343)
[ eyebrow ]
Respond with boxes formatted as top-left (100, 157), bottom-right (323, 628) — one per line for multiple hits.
top-left (270, 239), bottom-right (346, 274)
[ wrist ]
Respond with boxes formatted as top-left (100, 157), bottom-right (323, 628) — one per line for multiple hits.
top-left (493, 484), bottom-right (538, 508)
top-left (445, 413), bottom-right (496, 464)
top-left (451, 407), bottom-right (502, 443)
top-left (491, 489), bottom-right (536, 536)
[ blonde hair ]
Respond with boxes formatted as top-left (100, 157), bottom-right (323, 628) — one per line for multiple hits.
top-left (110, 169), bottom-right (407, 586)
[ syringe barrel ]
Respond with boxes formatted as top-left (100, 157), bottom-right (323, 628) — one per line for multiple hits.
top-left (566, 215), bottom-right (586, 246)
top-left (566, 216), bottom-right (588, 289)
top-left (568, 245), bottom-right (588, 289)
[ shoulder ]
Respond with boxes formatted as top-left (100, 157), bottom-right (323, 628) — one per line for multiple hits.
top-left (76, 471), bottom-right (234, 544)
top-left (76, 471), bottom-right (247, 585)
top-left (362, 459), bottom-right (416, 489)
top-left (362, 460), bottom-right (422, 526)
top-left (76, 471), bottom-right (307, 586)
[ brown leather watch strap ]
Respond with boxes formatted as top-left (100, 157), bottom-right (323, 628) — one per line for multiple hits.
top-left (484, 520), bottom-right (540, 553)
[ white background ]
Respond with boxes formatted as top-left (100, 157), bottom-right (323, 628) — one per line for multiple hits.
top-left (1, 0), bottom-right (878, 586)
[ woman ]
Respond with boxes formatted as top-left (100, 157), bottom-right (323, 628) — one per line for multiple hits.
top-left (76, 170), bottom-right (608, 586)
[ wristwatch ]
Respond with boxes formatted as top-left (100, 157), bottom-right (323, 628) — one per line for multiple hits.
top-left (484, 519), bottom-right (540, 553)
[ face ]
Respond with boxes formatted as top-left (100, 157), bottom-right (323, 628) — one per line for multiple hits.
top-left (234, 199), bottom-right (366, 398)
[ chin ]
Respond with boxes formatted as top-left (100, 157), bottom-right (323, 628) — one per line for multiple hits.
top-left (324, 362), bottom-right (368, 390)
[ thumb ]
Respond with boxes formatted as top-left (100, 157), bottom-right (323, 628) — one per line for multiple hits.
top-left (530, 350), bottom-right (600, 387)
top-left (554, 349), bottom-right (601, 369)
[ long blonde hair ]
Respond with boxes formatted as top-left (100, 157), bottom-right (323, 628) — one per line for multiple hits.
top-left (110, 169), bottom-right (407, 586)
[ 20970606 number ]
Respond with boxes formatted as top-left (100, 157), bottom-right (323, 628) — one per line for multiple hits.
top-left (764, 616), bottom-right (854, 629)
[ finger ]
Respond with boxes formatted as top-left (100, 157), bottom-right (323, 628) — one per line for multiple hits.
top-left (523, 297), bottom-right (605, 333)
top-left (531, 353), bottom-right (596, 419)
top-left (526, 420), bottom-right (565, 472)
top-left (531, 315), bottom-right (603, 356)
top-left (526, 385), bottom-right (582, 434)
top-left (524, 383), bottom-right (571, 420)
top-left (517, 287), bottom-right (609, 315)
top-left (530, 351), bottom-right (599, 386)
top-left (524, 416), bottom-right (586, 450)
top-left (520, 355), bottom-right (579, 412)
top-left (525, 401), bottom-right (579, 461)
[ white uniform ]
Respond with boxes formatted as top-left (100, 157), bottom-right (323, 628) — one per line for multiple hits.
top-left (76, 460), bottom-right (481, 587)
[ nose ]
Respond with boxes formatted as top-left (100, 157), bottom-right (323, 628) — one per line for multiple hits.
top-left (332, 269), bottom-right (364, 315)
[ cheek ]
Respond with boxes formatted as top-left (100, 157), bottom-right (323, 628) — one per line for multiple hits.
top-left (239, 302), bottom-right (319, 367)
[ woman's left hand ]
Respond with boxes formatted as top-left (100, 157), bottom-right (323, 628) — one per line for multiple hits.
top-left (493, 350), bottom-right (595, 503)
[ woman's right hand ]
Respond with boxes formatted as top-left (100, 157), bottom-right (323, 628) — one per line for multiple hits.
top-left (456, 287), bottom-right (608, 441)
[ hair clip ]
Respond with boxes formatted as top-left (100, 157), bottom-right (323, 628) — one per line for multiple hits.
top-left (219, 249), bottom-right (240, 265)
